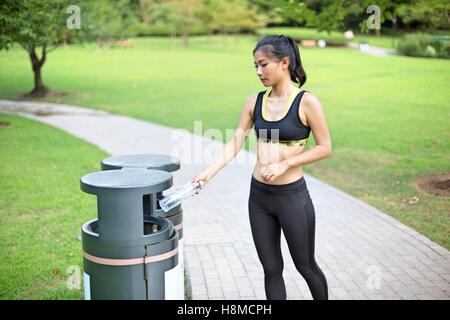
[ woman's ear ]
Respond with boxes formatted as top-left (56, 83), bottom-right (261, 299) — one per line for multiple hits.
top-left (281, 57), bottom-right (289, 70)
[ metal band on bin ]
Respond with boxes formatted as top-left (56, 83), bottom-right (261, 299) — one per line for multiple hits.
top-left (83, 247), bottom-right (178, 266)
top-left (173, 222), bottom-right (183, 231)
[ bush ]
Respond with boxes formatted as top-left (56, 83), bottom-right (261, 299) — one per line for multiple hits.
top-left (397, 33), bottom-right (449, 59)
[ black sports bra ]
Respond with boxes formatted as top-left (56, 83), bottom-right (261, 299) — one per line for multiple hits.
top-left (253, 88), bottom-right (311, 146)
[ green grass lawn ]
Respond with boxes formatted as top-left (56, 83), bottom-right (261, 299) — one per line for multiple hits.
top-left (0, 34), bottom-right (449, 255)
top-left (352, 33), bottom-right (398, 49)
top-left (0, 114), bottom-right (108, 299)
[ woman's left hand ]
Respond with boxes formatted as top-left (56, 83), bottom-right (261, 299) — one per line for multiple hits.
top-left (260, 161), bottom-right (289, 183)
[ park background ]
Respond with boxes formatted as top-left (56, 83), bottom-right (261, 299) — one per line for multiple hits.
top-left (0, 0), bottom-right (449, 299)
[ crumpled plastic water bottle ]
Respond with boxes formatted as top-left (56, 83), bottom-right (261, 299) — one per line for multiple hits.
top-left (158, 180), bottom-right (204, 212)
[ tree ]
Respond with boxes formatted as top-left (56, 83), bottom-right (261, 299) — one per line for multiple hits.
top-left (86, 0), bottom-right (140, 42)
top-left (137, 0), bottom-right (153, 24)
top-left (1, 0), bottom-right (78, 96)
top-left (140, 0), bottom-right (203, 47)
top-left (249, 0), bottom-right (315, 28)
top-left (249, 0), bottom-right (448, 35)
top-left (0, 0), bottom-right (138, 97)
top-left (396, 0), bottom-right (449, 31)
top-left (206, 0), bottom-right (268, 35)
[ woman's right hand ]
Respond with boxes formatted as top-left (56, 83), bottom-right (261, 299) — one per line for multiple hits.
top-left (191, 171), bottom-right (211, 195)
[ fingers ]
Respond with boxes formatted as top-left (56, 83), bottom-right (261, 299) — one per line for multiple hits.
top-left (192, 173), bottom-right (209, 190)
top-left (261, 167), bottom-right (273, 182)
top-left (261, 171), bottom-right (267, 181)
top-left (191, 176), bottom-right (206, 196)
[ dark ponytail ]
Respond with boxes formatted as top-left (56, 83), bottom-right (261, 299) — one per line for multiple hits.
top-left (285, 36), bottom-right (307, 87)
top-left (253, 34), bottom-right (307, 87)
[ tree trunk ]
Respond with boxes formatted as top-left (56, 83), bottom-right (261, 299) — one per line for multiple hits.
top-left (223, 30), bottom-right (228, 48)
top-left (138, 0), bottom-right (151, 24)
top-left (182, 30), bottom-right (189, 47)
top-left (208, 30), bottom-right (213, 45)
top-left (171, 30), bottom-right (177, 51)
top-left (27, 44), bottom-right (48, 97)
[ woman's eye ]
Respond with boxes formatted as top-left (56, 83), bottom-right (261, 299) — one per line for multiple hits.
top-left (262, 64), bottom-right (267, 67)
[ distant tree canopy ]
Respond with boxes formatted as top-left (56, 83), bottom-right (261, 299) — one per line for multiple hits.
top-left (250, 0), bottom-right (449, 33)
top-left (134, 0), bottom-right (268, 42)
top-left (134, 0), bottom-right (448, 40)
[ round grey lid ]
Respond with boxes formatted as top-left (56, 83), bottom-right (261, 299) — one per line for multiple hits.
top-left (101, 154), bottom-right (180, 172)
top-left (81, 168), bottom-right (172, 194)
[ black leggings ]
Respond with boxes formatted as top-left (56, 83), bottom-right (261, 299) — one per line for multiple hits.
top-left (248, 175), bottom-right (328, 300)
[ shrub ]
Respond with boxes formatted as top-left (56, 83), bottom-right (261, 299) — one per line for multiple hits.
top-left (397, 33), bottom-right (449, 59)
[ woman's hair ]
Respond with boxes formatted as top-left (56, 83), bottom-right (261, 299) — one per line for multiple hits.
top-left (253, 35), bottom-right (307, 87)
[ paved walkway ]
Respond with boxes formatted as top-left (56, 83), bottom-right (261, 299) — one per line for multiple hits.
top-left (348, 41), bottom-right (397, 57)
top-left (1, 99), bottom-right (449, 300)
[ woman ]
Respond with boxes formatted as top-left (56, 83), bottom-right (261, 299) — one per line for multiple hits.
top-left (192, 35), bottom-right (332, 300)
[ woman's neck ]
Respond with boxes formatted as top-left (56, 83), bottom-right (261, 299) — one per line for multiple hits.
top-left (269, 79), bottom-right (298, 100)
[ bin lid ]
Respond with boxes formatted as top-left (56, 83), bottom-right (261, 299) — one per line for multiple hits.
top-left (101, 154), bottom-right (180, 172)
top-left (81, 168), bottom-right (172, 195)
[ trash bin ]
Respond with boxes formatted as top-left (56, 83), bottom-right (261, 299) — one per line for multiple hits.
top-left (80, 167), bottom-right (180, 300)
top-left (100, 154), bottom-right (185, 299)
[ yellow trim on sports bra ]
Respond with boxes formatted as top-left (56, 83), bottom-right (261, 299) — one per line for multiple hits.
top-left (262, 87), bottom-right (301, 122)
top-left (257, 137), bottom-right (308, 147)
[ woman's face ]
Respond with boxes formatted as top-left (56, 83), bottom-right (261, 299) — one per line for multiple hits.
top-left (253, 50), bottom-right (289, 87)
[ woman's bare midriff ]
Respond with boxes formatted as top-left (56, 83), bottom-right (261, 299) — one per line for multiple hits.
top-left (252, 140), bottom-right (306, 185)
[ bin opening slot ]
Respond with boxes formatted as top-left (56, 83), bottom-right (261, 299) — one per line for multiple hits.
top-left (144, 221), bottom-right (161, 235)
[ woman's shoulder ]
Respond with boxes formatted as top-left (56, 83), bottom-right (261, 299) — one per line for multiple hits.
top-left (243, 93), bottom-right (260, 120)
top-left (247, 92), bottom-right (259, 103)
top-left (301, 90), bottom-right (322, 109)
top-left (243, 92), bottom-right (259, 109)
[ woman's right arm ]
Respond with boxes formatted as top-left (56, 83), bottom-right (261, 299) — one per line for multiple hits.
top-left (192, 93), bottom-right (257, 186)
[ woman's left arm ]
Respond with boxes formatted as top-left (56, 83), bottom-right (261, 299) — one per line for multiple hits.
top-left (282, 93), bottom-right (332, 168)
